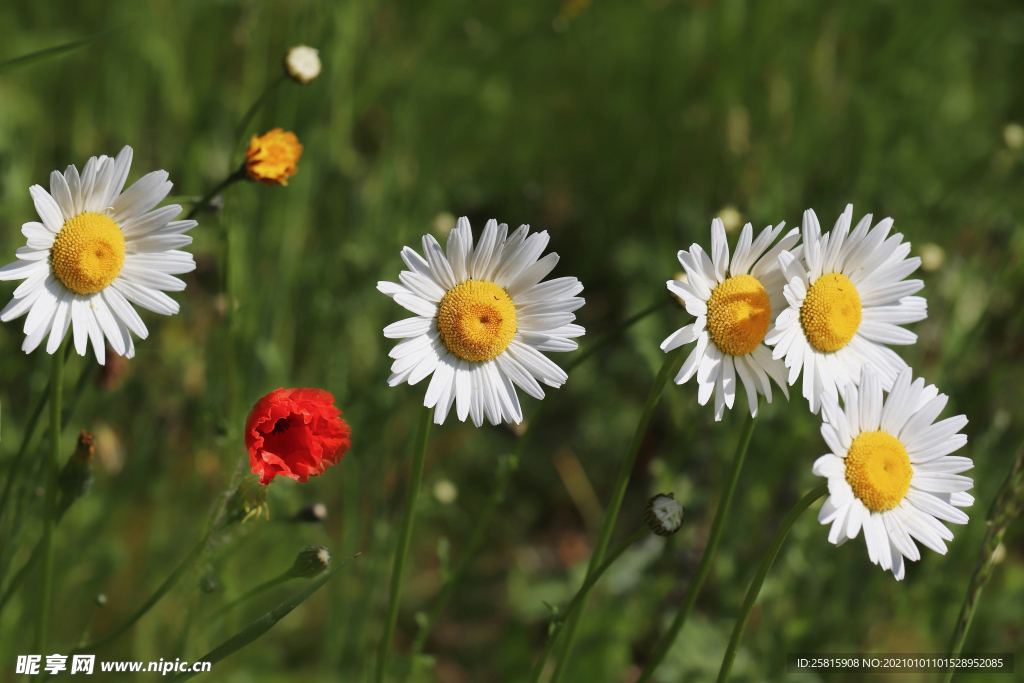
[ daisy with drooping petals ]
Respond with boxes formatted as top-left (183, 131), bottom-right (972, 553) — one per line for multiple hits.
top-left (0, 146), bottom-right (196, 364)
top-left (765, 204), bottom-right (926, 414)
top-left (662, 218), bottom-right (799, 420)
top-left (813, 364), bottom-right (972, 580)
top-left (378, 217), bottom-right (585, 427)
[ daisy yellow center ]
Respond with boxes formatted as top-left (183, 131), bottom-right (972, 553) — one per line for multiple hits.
top-left (437, 280), bottom-right (517, 362)
top-left (800, 273), bottom-right (862, 352)
top-left (705, 274), bottom-right (771, 356)
top-left (51, 212), bottom-right (126, 295)
top-left (844, 431), bottom-right (912, 512)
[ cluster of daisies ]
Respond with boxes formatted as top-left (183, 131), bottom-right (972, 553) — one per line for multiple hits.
top-left (659, 207), bottom-right (970, 580)
top-left (0, 140), bottom-right (970, 579)
top-left (377, 207), bottom-right (969, 581)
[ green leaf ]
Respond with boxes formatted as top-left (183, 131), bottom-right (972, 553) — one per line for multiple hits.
top-left (170, 557), bottom-right (354, 681)
top-left (0, 26), bottom-right (129, 74)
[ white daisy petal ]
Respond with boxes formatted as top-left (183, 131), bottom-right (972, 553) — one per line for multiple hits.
top-left (30, 185), bottom-right (65, 232)
top-left (49, 171), bottom-right (76, 221)
top-left (710, 218), bottom-right (729, 282)
top-left (109, 171), bottom-right (172, 223)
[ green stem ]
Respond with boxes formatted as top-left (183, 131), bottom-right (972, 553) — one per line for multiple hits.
top-left (530, 526), bottom-right (650, 682)
top-left (170, 561), bottom-right (349, 683)
top-left (34, 343), bottom-right (64, 661)
top-left (565, 297), bottom-right (672, 374)
top-left (402, 456), bottom-right (516, 680)
top-left (943, 442), bottom-right (1024, 683)
top-left (214, 572), bottom-right (295, 620)
top-left (73, 530), bottom-right (213, 653)
top-left (549, 347), bottom-right (685, 683)
top-left (234, 74), bottom-right (287, 144)
top-left (398, 299), bottom-right (670, 681)
top-left (635, 400), bottom-right (760, 683)
top-left (185, 166), bottom-right (246, 220)
top-left (375, 407), bottom-right (432, 683)
top-left (0, 342), bottom-right (73, 529)
top-left (716, 482), bottom-right (828, 682)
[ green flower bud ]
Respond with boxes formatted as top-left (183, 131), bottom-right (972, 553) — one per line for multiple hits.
top-left (291, 545), bottom-right (331, 578)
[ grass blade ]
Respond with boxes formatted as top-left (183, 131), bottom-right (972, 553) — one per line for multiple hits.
top-left (0, 26), bottom-right (128, 74)
top-left (170, 558), bottom-right (354, 681)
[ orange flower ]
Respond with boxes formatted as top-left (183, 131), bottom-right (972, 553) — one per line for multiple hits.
top-left (245, 128), bottom-right (303, 185)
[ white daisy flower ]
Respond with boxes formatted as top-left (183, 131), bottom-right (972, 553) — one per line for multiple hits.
top-left (813, 364), bottom-right (972, 580)
top-left (378, 217), bottom-right (585, 427)
top-left (661, 218), bottom-right (799, 420)
top-left (765, 204), bottom-right (926, 414)
top-left (0, 146), bottom-right (196, 364)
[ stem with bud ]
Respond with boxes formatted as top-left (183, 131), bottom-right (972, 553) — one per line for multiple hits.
top-left (635, 401), bottom-right (759, 683)
top-left (548, 347), bottom-right (685, 683)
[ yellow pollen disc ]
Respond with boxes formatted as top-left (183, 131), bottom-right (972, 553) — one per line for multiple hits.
top-left (51, 212), bottom-right (126, 294)
top-left (437, 280), bottom-right (517, 362)
top-left (800, 273), bottom-right (862, 352)
top-left (705, 274), bottom-right (771, 356)
top-left (844, 431), bottom-right (912, 512)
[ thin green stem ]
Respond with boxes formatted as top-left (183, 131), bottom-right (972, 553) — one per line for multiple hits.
top-left (549, 347), bottom-right (685, 683)
top-left (0, 342), bottom-right (73, 529)
top-left (716, 482), bottom-right (828, 682)
top-left (635, 400), bottom-right (760, 683)
top-left (566, 297), bottom-right (672, 374)
top-left (234, 74), bottom-right (287, 144)
top-left (214, 572), bottom-right (295, 620)
top-left (169, 561), bottom-right (349, 683)
top-left (530, 526), bottom-right (650, 682)
top-left (34, 344), bottom-right (64, 661)
top-left (73, 530), bottom-right (212, 654)
top-left (375, 407), bottom-right (432, 683)
top-left (943, 442), bottom-right (1024, 683)
top-left (401, 456), bottom-right (515, 680)
top-left (398, 298), bottom-right (669, 681)
top-left (185, 166), bottom-right (246, 220)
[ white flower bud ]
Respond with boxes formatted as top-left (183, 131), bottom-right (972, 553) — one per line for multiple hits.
top-left (285, 45), bottom-right (321, 84)
top-left (645, 493), bottom-right (684, 536)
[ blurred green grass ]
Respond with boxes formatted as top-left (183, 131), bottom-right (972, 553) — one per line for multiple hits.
top-left (1, 0), bottom-right (1023, 681)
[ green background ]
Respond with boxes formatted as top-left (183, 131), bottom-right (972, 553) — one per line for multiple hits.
top-left (0, 0), bottom-right (1022, 681)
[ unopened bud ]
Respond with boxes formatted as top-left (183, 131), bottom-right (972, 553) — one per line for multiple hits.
top-left (291, 545), bottom-right (331, 578)
top-left (293, 502), bottom-right (328, 523)
top-left (284, 45), bottom-right (321, 84)
top-left (226, 478), bottom-right (269, 524)
top-left (58, 431), bottom-right (95, 503)
top-left (645, 493), bottom-right (684, 536)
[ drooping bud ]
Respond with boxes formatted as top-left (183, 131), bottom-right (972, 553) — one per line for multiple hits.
top-left (57, 432), bottom-right (95, 518)
top-left (290, 545), bottom-right (331, 578)
top-left (284, 45), bottom-right (321, 84)
top-left (645, 493), bottom-right (684, 536)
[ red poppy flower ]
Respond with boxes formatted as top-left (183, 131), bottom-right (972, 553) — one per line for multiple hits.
top-left (245, 388), bottom-right (352, 485)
